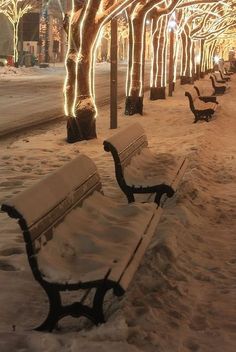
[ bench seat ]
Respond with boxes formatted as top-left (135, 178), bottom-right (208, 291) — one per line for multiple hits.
top-left (194, 99), bottom-right (217, 111)
top-left (37, 191), bottom-right (156, 285)
top-left (124, 148), bottom-right (185, 189)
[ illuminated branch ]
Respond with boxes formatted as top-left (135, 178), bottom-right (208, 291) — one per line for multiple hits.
top-left (177, 0), bottom-right (219, 9)
top-left (0, 0), bottom-right (10, 8)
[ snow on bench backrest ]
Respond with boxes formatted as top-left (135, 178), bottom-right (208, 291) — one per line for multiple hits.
top-left (103, 123), bottom-right (148, 168)
top-left (186, 88), bottom-right (198, 103)
top-left (1, 154), bottom-right (101, 247)
top-left (210, 75), bottom-right (224, 87)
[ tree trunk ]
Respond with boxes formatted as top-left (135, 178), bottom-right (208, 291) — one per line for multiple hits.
top-left (180, 26), bottom-right (193, 85)
top-left (191, 41), bottom-right (196, 80)
top-left (173, 37), bottom-right (180, 84)
top-left (200, 39), bottom-right (205, 77)
top-left (13, 22), bottom-right (19, 65)
top-left (64, 3), bottom-right (100, 143)
top-left (150, 15), bottom-right (168, 100)
top-left (125, 14), bottom-right (145, 115)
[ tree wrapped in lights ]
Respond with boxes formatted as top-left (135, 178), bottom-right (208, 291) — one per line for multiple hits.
top-left (190, 2), bottom-right (236, 74)
top-left (64, 0), bottom-right (138, 143)
top-left (172, 1), bottom-right (220, 84)
top-left (64, 0), bottom-right (236, 143)
top-left (118, 17), bottom-right (129, 60)
top-left (149, 6), bottom-right (178, 101)
top-left (0, 0), bottom-right (38, 64)
top-left (125, 0), bottom-right (220, 111)
top-left (125, 0), bottom-right (175, 115)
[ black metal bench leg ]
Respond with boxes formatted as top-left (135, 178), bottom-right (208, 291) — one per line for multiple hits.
top-left (92, 284), bottom-right (111, 324)
top-left (194, 114), bottom-right (199, 123)
top-left (35, 286), bottom-right (62, 332)
top-left (127, 192), bottom-right (135, 203)
top-left (35, 283), bottom-right (113, 331)
top-left (154, 185), bottom-right (175, 205)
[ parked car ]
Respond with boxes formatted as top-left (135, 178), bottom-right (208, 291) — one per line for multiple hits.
top-left (0, 55), bottom-right (8, 67)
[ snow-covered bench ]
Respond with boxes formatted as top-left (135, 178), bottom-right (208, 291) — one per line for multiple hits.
top-left (224, 67), bottom-right (234, 76)
top-left (103, 123), bottom-right (188, 205)
top-left (218, 69), bottom-right (230, 82)
top-left (193, 85), bottom-right (218, 104)
top-left (185, 88), bottom-right (218, 123)
top-left (1, 154), bottom-right (162, 331)
top-left (209, 75), bottom-right (228, 95)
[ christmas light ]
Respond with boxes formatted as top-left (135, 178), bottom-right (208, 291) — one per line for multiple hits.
top-left (213, 55), bottom-right (220, 64)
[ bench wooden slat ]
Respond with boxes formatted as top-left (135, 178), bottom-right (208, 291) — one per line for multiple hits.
top-left (2, 155), bottom-right (102, 245)
top-left (170, 156), bottom-right (188, 191)
top-left (105, 123), bottom-right (147, 155)
top-left (109, 207), bottom-right (163, 290)
top-left (29, 173), bottom-right (100, 243)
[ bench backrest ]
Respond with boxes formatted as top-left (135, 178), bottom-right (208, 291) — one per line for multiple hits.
top-left (210, 75), bottom-right (217, 88)
top-left (103, 123), bottom-right (148, 189)
top-left (219, 69), bottom-right (224, 79)
top-left (1, 154), bottom-right (102, 280)
top-left (194, 86), bottom-right (200, 97)
top-left (185, 89), bottom-right (199, 113)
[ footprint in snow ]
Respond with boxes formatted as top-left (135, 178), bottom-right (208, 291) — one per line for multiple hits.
top-left (0, 260), bottom-right (18, 271)
top-left (0, 247), bottom-right (23, 256)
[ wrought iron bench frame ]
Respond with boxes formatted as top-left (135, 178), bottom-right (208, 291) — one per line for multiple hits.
top-left (1, 154), bottom-right (162, 332)
top-left (193, 86), bottom-right (218, 104)
top-left (219, 69), bottom-right (230, 82)
top-left (212, 72), bottom-right (227, 84)
top-left (209, 75), bottom-right (227, 95)
top-left (103, 123), bottom-right (188, 205)
top-left (185, 89), bottom-right (218, 123)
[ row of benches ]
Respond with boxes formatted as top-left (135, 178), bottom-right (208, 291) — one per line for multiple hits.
top-left (2, 67), bottom-right (233, 331)
top-left (185, 68), bottom-right (233, 123)
top-left (1, 123), bottom-right (188, 332)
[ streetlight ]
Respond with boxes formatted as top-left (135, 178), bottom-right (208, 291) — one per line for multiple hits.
top-left (213, 55), bottom-right (220, 64)
top-left (168, 16), bottom-right (177, 96)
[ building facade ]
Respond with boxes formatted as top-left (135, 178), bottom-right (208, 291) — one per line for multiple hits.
top-left (0, 0), bottom-right (71, 63)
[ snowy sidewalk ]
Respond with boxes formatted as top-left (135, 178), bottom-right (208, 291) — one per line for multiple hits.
top-left (0, 75), bottom-right (235, 352)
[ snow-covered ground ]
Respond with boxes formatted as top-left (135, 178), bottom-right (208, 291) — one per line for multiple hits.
top-left (0, 75), bottom-right (235, 352)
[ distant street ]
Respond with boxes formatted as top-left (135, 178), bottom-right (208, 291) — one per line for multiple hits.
top-left (0, 62), bottom-right (150, 137)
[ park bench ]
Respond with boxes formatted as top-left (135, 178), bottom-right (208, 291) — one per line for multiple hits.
top-left (193, 85), bottom-right (218, 104)
top-left (103, 123), bottom-right (188, 205)
top-left (212, 72), bottom-right (227, 84)
top-left (224, 67), bottom-right (233, 76)
top-left (185, 88), bottom-right (218, 123)
top-left (1, 154), bottom-right (163, 332)
top-left (209, 75), bottom-right (228, 95)
top-left (219, 69), bottom-right (230, 82)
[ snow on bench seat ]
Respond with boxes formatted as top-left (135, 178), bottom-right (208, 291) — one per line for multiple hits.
top-left (104, 123), bottom-right (188, 204)
top-left (124, 148), bottom-right (186, 189)
top-left (37, 191), bottom-right (156, 285)
top-left (1, 153), bottom-right (162, 330)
